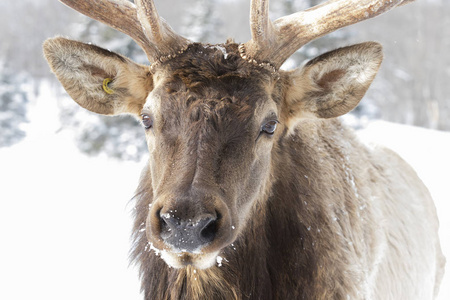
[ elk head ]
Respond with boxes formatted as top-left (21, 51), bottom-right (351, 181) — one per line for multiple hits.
top-left (43, 0), bottom-right (412, 269)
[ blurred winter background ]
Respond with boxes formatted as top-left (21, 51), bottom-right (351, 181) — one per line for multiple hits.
top-left (0, 0), bottom-right (448, 299)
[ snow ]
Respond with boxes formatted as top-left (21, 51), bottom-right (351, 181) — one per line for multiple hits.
top-left (0, 85), bottom-right (143, 299)
top-left (0, 90), bottom-right (448, 298)
top-left (206, 44), bottom-right (229, 59)
top-left (216, 255), bottom-right (223, 267)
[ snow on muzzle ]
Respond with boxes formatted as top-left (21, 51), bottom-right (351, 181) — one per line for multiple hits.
top-left (146, 192), bottom-right (236, 258)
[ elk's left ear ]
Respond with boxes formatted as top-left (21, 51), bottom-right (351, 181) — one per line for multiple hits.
top-left (43, 37), bottom-right (153, 116)
top-left (282, 42), bottom-right (382, 125)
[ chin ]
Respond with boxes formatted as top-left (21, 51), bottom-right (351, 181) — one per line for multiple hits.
top-left (160, 250), bottom-right (221, 270)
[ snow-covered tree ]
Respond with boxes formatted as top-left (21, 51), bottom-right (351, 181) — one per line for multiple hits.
top-left (0, 67), bottom-right (29, 147)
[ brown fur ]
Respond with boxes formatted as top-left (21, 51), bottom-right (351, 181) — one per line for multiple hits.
top-left (131, 117), bottom-right (444, 299)
top-left (44, 38), bottom-right (445, 299)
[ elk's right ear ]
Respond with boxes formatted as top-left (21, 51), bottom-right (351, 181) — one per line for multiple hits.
top-left (43, 37), bottom-right (153, 116)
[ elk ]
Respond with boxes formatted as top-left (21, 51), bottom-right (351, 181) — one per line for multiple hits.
top-left (43, 0), bottom-right (445, 299)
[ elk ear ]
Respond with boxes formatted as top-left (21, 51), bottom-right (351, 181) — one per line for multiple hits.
top-left (43, 37), bottom-right (153, 116)
top-left (283, 42), bottom-right (382, 124)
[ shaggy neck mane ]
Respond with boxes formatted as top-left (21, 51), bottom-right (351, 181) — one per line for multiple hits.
top-left (130, 118), bottom-right (375, 299)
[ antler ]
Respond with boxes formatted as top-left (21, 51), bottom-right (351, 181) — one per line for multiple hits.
top-left (58, 0), bottom-right (190, 63)
top-left (242, 0), bottom-right (415, 70)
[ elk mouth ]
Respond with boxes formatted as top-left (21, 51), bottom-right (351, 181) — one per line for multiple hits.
top-left (159, 249), bottom-right (221, 269)
top-left (155, 221), bottom-right (228, 269)
top-left (147, 195), bottom-right (237, 269)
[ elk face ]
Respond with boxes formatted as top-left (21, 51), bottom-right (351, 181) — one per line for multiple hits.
top-left (140, 44), bottom-right (280, 268)
top-left (44, 36), bottom-right (382, 269)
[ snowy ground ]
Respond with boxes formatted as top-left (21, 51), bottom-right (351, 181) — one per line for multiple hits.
top-left (0, 88), bottom-right (449, 299)
top-left (0, 87), bottom-right (143, 299)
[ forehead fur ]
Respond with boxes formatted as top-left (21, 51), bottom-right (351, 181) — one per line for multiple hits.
top-left (156, 42), bottom-right (274, 99)
top-left (149, 42), bottom-right (279, 134)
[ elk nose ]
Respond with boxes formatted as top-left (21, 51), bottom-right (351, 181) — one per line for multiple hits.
top-left (159, 213), bottom-right (218, 252)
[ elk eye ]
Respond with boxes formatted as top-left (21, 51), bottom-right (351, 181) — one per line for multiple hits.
top-left (261, 120), bottom-right (278, 135)
top-left (141, 114), bottom-right (153, 129)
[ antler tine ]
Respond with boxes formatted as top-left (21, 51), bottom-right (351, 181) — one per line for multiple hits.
top-left (59, 0), bottom-right (190, 63)
top-left (135, 0), bottom-right (191, 61)
top-left (248, 0), bottom-right (275, 47)
top-left (59, 0), bottom-right (152, 58)
top-left (242, 0), bottom-right (416, 70)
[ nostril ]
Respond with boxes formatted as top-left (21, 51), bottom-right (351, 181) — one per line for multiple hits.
top-left (159, 211), bottom-right (179, 240)
top-left (160, 215), bottom-right (168, 229)
top-left (200, 218), bottom-right (217, 243)
top-left (159, 215), bottom-right (169, 240)
top-left (160, 212), bottom-right (180, 227)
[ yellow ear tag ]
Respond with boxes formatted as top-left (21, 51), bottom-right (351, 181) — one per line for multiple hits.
top-left (102, 78), bottom-right (115, 95)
